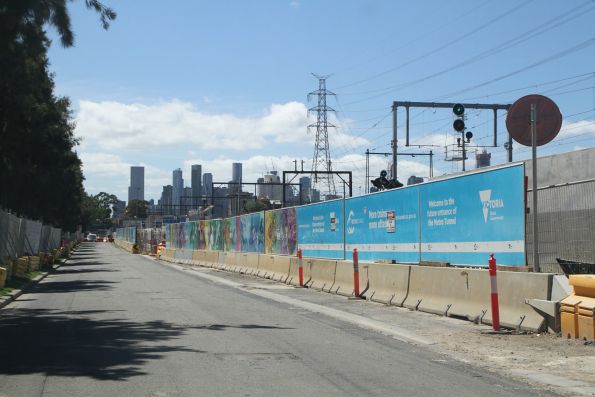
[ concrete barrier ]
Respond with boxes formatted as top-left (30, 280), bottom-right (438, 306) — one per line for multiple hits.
top-left (330, 260), bottom-right (368, 297)
top-left (160, 248), bottom-right (176, 262)
top-left (306, 258), bottom-right (337, 292)
top-left (402, 265), bottom-right (552, 332)
top-left (191, 250), bottom-right (206, 266)
top-left (213, 251), bottom-right (226, 270)
top-left (243, 253), bottom-right (260, 275)
top-left (203, 251), bottom-right (220, 267)
top-left (224, 252), bottom-right (239, 271)
top-left (234, 252), bottom-right (249, 273)
top-left (175, 249), bottom-right (193, 265)
top-left (286, 256), bottom-right (301, 286)
top-left (366, 263), bottom-right (410, 305)
top-left (256, 255), bottom-right (290, 281)
top-left (496, 272), bottom-right (552, 332)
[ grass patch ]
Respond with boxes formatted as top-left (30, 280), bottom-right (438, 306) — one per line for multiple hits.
top-left (0, 271), bottom-right (42, 298)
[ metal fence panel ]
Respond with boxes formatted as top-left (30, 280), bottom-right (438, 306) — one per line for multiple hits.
top-left (24, 219), bottom-right (42, 254)
top-left (527, 179), bottom-right (595, 273)
top-left (39, 225), bottom-right (52, 253)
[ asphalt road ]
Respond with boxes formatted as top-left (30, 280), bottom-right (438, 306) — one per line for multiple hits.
top-left (0, 243), bottom-right (557, 397)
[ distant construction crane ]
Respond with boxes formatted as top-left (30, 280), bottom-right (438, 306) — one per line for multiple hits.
top-left (308, 74), bottom-right (337, 198)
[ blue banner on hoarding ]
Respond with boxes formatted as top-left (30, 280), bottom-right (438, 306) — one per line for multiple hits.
top-left (297, 199), bottom-right (344, 259)
top-left (345, 186), bottom-right (420, 262)
top-left (419, 164), bottom-right (525, 266)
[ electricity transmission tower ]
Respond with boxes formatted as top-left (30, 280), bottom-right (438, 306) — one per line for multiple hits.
top-left (308, 74), bottom-right (337, 197)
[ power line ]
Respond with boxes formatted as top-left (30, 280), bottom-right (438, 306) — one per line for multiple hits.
top-left (340, 4), bottom-right (595, 106)
top-left (334, 0), bottom-right (533, 91)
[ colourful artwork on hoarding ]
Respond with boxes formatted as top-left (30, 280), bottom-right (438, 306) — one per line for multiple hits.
top-left (223, 217), bottom-right (239, 252)
top-left (345, 186), bottom-right (420, 263)
top-left (203, 219), bottom-right (223, 251)
top-left (198, 220), bottom-right (209, 250)
top-left (167, 222), bottom-right (198, 249)
top-left (240, 212), bottom-right (264, 253)
top-left (265, 207), bottom-right (297, 255)
top-left (297, 200), bottom-right (345, 259)
top-left (160, 163), bottom-right (525, 266)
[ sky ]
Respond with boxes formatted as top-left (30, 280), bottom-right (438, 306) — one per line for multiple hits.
top-left (47, 0), bottom-right (595, 202)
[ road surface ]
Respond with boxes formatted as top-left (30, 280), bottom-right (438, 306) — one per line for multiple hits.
top-left (0, 243), bottom-right (558, 396)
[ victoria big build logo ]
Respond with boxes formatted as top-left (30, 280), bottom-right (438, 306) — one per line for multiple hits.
top-left (479, 189), bottom-right (504, 223)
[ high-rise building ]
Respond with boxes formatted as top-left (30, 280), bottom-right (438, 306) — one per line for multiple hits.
top-left (203, 173), bottom-right (213, 205)
top-left (232, 163), bottom-right (242, 184)
top-left (128, 166), bottom-right (144, 203)
top-left (191, 164), bottom-right (202, 208)
top-left (257, 171), bottom-right (282, 201)
top-left (182, 187), bottom-right (193, 214)
top-left (159, 185), bottom-right (173, 214)
top-left (299, 176), bottom-right (312, 203)
top-left (172, 168), bottom-right (184, 214)
top-left (212, 186), bottom-right (229, 218)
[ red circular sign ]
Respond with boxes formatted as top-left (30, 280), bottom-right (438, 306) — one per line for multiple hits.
top-left (506, 94), bottom-right (562, 147)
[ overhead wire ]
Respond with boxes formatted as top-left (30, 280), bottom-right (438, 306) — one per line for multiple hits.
top-left (334, 0), bottom-right (533, 91)
top-left (342, 5), bottom-right (595, 106)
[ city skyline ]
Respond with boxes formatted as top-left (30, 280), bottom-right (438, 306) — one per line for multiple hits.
top-left (55, 2), bottom-right (595, 201)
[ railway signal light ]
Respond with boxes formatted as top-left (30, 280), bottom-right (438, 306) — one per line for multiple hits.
top-left (453, 103), bottom-right (465, 116)
top-left (453, 103), bottom-right (465, 132)
top-left (453, 118), bottom-right (465, 132)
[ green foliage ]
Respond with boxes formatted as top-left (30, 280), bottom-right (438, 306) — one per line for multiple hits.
top-left (244, 199), bottom-right (271, 214)
top-left (126, 200), bottom-right (148, 219)
top-left (0, 1), bottom-right (116, 231)
top-left (81, 191), bottom-right (119, 231)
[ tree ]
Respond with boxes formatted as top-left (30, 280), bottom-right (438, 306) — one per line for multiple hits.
top-left (0, 1), bottom-right (116, 231)
top-left (126, 200), bottom-right (148, 219)
top-left (81, 192), bottom-right (118, 231)
top-left (0, 0), bottom-right (116, 49)
top-left (244, 199), bottom-right (271, 214)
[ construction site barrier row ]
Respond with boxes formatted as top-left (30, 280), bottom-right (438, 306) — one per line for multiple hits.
top-left (121, 163), bottom-right (527, 268)
top-left (150, 248), bottom-right (553, 332)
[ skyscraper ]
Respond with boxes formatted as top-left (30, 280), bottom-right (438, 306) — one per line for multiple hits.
top-left (232, 163), bottom-right (242, 184)
top-left (203, 173), bottom-right (213, 205)
top-left (128, 166), bottom-right (144, 203)
top-left (191, 164), bottom-right (202, 208)
top-left (159, 185), bottom-right (173, 214)
top-left (299, 176), bottom-right (312, 203)
top-left (172, 168), bottom-right (183, 214)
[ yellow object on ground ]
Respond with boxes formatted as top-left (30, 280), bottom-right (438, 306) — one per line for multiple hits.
top-left (560, 275), bottom-right (595, 340)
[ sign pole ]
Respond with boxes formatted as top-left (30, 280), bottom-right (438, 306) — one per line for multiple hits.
top-left (530, 104), bottom-right (540, 273)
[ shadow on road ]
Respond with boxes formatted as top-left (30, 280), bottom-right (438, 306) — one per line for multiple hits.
top-left (58, 261), bottom-right (110, 268)
top-left (27, 279), bottom-right (118, 294)
top-left (54, 268), bottom-right (120, 275)
top-left (0, 308), bottom-right (205, 380)
top-left (0, 308), bottom-right (292, 380)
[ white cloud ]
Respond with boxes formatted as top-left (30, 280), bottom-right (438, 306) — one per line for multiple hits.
top-left (558, 119), bottom-right (595, 139)
top-left (75, 99), bottom-right (313, 151)
top-left (80, 152), bottom-right (130, 178)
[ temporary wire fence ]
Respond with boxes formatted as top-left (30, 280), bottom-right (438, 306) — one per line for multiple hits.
top-left (0, 209), bottom-right (68, 262)
top-left (527, 178), bottom-right (595, 273)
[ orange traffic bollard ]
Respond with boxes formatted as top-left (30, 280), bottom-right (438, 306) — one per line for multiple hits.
top-left (489, 253), bottom-right (500, 331)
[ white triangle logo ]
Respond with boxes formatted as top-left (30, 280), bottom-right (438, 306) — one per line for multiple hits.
top-left (479, 190), bottom-right (491, 223)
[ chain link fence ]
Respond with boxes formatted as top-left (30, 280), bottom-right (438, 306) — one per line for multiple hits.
top-left (526, 178), bottom-right (595, 273)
